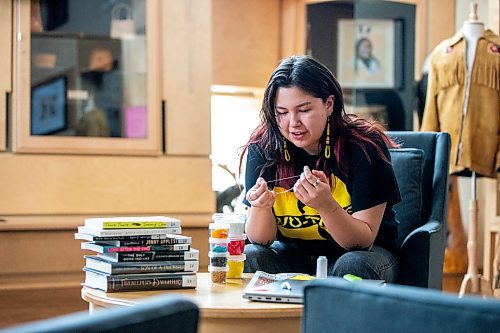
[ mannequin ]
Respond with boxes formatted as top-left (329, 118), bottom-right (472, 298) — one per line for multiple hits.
top-left (458, 2), bottom-right (491, 297)
top-left (421, 1), bottom-right (499, 296)
top-left (441, 12), bottom-right (485, 277)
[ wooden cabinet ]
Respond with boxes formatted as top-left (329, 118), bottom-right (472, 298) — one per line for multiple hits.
top-left (0, 0), bottom-right (11, 151)
top-left (12, 0), bottom-right (162, 155)
top-left (0, 0), bottom-right (214, 304)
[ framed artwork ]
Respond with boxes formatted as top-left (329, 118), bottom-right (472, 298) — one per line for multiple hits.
top-left (30, 76), bottom-right (68, 135)
top-left (337, 19), bottom-right (395, 88)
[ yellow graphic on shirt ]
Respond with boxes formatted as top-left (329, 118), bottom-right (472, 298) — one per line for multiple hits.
top-left (273, 175), bottom-right (351, 240)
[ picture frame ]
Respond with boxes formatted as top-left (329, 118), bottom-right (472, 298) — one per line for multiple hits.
top-left (30, 76), bottom-right (68, 135)
top-left (337, 19), bottom-right (396, 88)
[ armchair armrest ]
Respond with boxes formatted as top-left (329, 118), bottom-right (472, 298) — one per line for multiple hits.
top-left (397, 220), bottom-right (445, 289)
top-left (401, 220), bottom-right (442, 247)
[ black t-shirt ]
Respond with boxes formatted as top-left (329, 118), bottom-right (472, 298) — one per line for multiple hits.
top-left (243, 140), bottom-right (401, 256)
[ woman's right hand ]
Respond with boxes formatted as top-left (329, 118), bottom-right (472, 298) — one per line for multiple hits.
top-left (246, 177), bottom-right (276, 209)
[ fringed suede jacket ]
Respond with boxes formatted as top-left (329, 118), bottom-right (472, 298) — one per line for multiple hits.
top-left (421, 29), bottom-right (499, 178)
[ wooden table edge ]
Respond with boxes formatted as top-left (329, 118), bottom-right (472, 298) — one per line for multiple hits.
top-left (81, 286), bottom-right (303, 319)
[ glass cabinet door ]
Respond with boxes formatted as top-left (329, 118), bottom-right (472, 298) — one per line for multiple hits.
top-left (12, 0), bottom-right (161, 155)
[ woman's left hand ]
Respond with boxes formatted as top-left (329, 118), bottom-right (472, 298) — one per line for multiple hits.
top-left (293, 166), bottom-right (334, 210)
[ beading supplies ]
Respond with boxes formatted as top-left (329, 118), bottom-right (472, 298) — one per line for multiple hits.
top-left (210, 213), bottom-right (247, 280)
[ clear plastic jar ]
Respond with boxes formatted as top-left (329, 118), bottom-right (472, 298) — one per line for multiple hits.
top-left (208, 222), bottom-right (230, 238)
top-left (228, 234), bottom-right (246, 255)
top-left (208, 251), bottom-right (229, 267)
top-left (212, 213), bottom-right (246, 237)
top-left (227, 254), bottom-right (246, 279)
top-left (208, 265), bottom-right (228, 283)
top-left (209, 237), bottom-right (230, 253)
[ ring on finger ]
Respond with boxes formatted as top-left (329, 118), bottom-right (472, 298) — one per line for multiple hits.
top-left (312, 178), bottom-right (320, 187)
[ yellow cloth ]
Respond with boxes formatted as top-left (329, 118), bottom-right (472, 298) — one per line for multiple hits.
top-left (421, 29), bottom-right (500, 177)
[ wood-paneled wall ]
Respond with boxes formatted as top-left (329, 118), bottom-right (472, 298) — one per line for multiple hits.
top-left (163, 0), bottom-right (212, 156)
top-left (0, 1), bottom-right (213, 328)
top-left (212, 0), bottom-right (281, 87)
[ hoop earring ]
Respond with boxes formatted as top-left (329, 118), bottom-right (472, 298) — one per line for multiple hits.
top-left (284, 140), bottom-right (291, 161)
top-left (324, 121), bottom-right (331, 159)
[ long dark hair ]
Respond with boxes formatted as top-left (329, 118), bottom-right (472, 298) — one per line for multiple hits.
top-left (239, 55), bottom-right (396, 189)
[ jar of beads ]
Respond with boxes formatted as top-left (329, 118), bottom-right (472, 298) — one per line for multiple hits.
top-left (208, 265), bottom-right (229, 283)
top-left (227, 254), bottom-right (246, 279)
top-left (209, 222), bottom-right (230, 238)
top-left (208, 251), bottom-right (229, 267)
top-left (228, 234), bottom-right (246, 255)
top-left (212, 213), bottom-right (246, 237)
top-left (209, 237), bottom-right (230, 253)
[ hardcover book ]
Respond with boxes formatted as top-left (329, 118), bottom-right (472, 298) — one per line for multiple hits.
top-left (74, 233), bottom-right (192, 246)
top-left (77, 226), bottom-right (182, 237)
top-left (85, 255), bottom-right (199, 275)
top-left (97, 248), bottom-right (200, 262)
top-left (84, 268), bottom-right (197, 292)
top-left (81, 242), bottom-right (190, 253)
top-left (84, 216), bottom-right (181, 229)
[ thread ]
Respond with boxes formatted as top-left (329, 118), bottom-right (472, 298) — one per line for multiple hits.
top-left (316, 256), bottom-right (328, 279)
top-left (266, 175), bottom-right (301, 183)
top-left (267, 174), bottom-right (301, 194)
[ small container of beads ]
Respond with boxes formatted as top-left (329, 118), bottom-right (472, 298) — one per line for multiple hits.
top-left (227, 234), bottom-right (247, 255)
top-left (212, 213), bottom-right (246, 237)
top-left (208, 251), bottom-right (229, 267)
top-left (227, 254), bottom-right (246, 279)
top-left (209, 237), bottom-right (230, 253)
top-left (209, 222), bottom-right (230, 239)
top-left (208, 265), bottom-right (229, 283)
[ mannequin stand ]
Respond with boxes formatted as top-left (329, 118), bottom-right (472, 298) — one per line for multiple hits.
top-left (459, 172), bottom-right (492, 297)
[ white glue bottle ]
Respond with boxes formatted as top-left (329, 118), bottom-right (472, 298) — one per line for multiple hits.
top-left (316, 256), bottom-right (328, 279)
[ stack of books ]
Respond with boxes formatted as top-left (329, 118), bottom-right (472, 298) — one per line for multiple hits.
top-left (75, 216), bottom-right (199, 292)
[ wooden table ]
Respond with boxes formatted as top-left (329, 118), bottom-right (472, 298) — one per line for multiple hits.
top-left (82, 273), bottom-right (303, 333)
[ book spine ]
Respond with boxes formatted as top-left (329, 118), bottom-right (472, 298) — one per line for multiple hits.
top-left (111, 261), bottom-right (199, 274)
top-left (92, 227), bottom-right (182, 237)
top-left (108, 274), bottom-right (197, 292)
top-left (114, 251), bottom-right (197, 262)
top-left (98, 221), bottom-right (180, 229)
top-left (80, 234), bottom-right (191, 245)
top-left (106, 246), bottom-right (151, 253)
top-left (116, 238), bottom-right (191, 246)
top-left (105, 244), bottom-right (190, 253)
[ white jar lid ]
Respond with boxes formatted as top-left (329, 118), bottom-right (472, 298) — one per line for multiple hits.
top-left (229, 234), bottom-right (247, 241)
top-left (212, 213), bottom-right (246, 223)
top-left (209, 222), bottom-right (230, 229)
top-left (228, 254), bottom-right (246, 261)
top-left (208, 251), bottom-right (230, 257)
top-left (209, 237), bottom-right (230, 244)
top-left (208, 265), bottom-right (229, 272)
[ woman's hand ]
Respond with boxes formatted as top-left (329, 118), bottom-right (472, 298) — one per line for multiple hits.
top-left (293, 166), bottom-right (335, 211)
top-left (246, 177), bottom-right (276, 209)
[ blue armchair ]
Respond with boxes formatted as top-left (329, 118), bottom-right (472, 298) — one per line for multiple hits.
top-left (0, 294), bottom-right (199, 333)
top-left (387, 131), bottom-right (451, 289)
top-left (303, 278), bottom-right (500, 333)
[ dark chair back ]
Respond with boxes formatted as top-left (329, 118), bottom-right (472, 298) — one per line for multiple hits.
top-left (0, 294), bottom-right (199, 333)
top-left (303, 278), bottom-right (500, 333)
top-left (387, 131), bottom-right (451, 288)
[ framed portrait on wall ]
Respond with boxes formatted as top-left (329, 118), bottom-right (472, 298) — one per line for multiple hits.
top-left (337, 19), bottom-right (395, 88)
